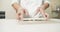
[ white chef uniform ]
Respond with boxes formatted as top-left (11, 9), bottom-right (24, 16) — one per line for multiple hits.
top-left (11, 0), bottom-right (49, 18)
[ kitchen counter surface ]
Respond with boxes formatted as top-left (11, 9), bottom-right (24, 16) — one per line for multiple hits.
top-left (0, 19), bottom-right (60, 24)
top-left (0, 19), bottom-right (60, 32)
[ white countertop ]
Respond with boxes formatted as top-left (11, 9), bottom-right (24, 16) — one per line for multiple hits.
top-left (0, 19), bottom-right (60, 32)
top-left (0, 19), bottom-right (60, 24)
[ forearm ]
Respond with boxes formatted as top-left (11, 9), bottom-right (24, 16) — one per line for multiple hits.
top-left (41, 3), bottom-right (49, 10)
top-left (40, 8), bottom-right (45, 15)
top-left (40, 3), bottom-right (49, 14)
top-left (12, 3), bottom-right (24, 20)
top-left (12, 3), bottom-right (21, 12)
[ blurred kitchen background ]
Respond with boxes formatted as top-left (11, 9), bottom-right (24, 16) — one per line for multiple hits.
top-left (0, 0), bottom-right (60, 19)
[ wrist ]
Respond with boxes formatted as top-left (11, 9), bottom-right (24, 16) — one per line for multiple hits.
top-left (40, 8), bottom-right (45, 15)
top-left (17, 7), bottom-right (23, 13)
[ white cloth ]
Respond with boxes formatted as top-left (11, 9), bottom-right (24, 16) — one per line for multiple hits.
top-left (11, 0), bottom-right (49, 18)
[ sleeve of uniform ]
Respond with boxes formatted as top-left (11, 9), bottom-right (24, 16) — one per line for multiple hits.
top-left (11, 0), bottom-right (18, 5)
top-left (44, 0), bottom-right (50, 4)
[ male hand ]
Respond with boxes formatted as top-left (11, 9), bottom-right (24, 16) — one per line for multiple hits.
top-left (16, 8), bottom-right (29, 21)
top-left (16, 7), bottom-right (24, 21)
top-left (35, 7), bottom-right (49, 20)
top-left (43, 13), bottom-right (49, 20)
